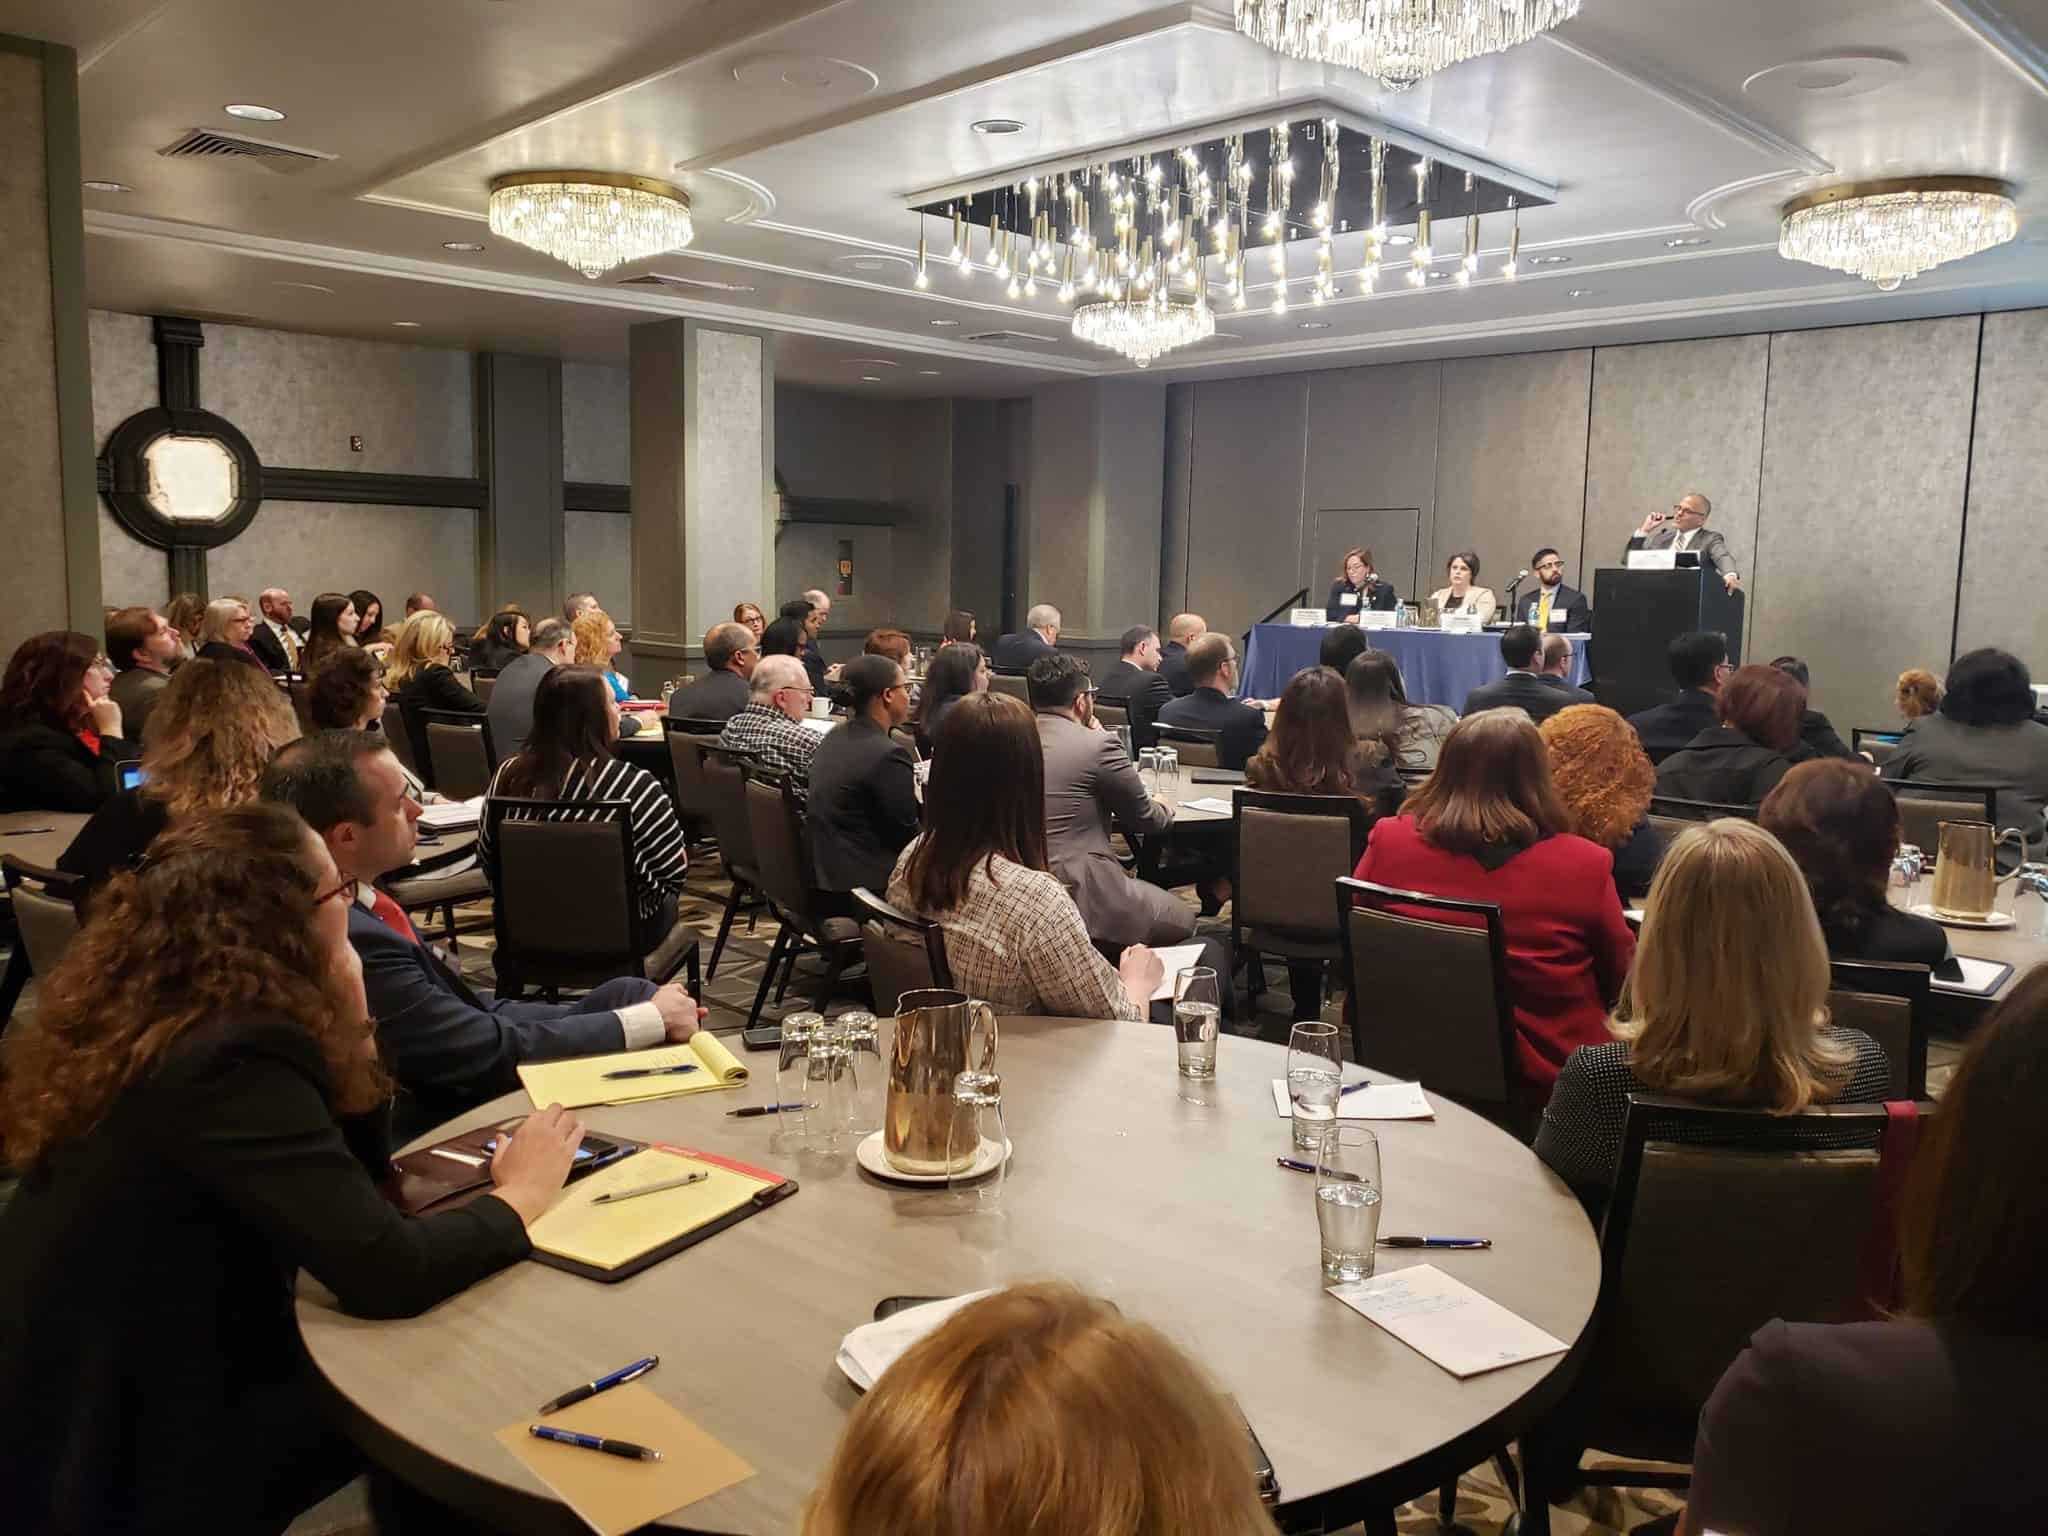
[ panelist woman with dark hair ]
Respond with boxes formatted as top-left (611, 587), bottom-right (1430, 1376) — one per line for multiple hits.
top-left (1326, 547), bottom-right (1397, 624)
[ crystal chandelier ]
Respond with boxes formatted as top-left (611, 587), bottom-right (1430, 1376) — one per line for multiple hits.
top-left (1234, 0), bottom-right (1581, 91)
top-left (1071, 289), bottom-right (1216, 367)
top-left (487, 172), bottom-right (693, 279)
top-left (1778, 177), bottom-right (2018, 292)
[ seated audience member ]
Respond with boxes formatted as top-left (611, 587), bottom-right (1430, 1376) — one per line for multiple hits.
top-left (0, 632), bottom-right (132, 812)
top-left (1883, 647), bottom-right (2048, 859)
top-left (261, 732), bottom-right (703, 1138)
top-left (1352, 709), bottom-right (1634, 1097)
top-left (1347, 651), bottom-right (1456, 773)
top-left (942, 609), bottom-right (977, 644)
top-left (808, 653), bottom-right (919, 912)
top-left (1534, 817), bottom-right (1890, 1219)
top-left (164, 591), bottom-right (205, 662)
top-left (105, 605), bottom-right (180, 742)
top-left (60, 659), bottom-right (300, 896)
top-left (1686, 966), bottom-right (2048, 1536)
top-left (1430, 550), bottom-right (1497, 623)
top-left (1095, 625), bottom-right (1175, 749)
top-left (992, 604), bottom-right (1061, 673)
top-left (1160, 612), bottom-right (1205, 696)
top-left (1461, 625), bottom-right (1592, 723)
top-left (1655, 663), bottom-right (1806, 805)
top-left (481, 666), bottom-right (687, 946)
top-left (1626, 628), bottom-right (1730, 762)
top-left (802, 1283), bottom-right (1278, 1536)
top-left (300, 592), bottom-right (361, 676)
top-left (916, 641), bottom-right (988, 750)
top-left (761, 613), bottom-right (810, 668)
top-left (733, 601), bottom-right (767, 642)
top-left (780, 598), bottom-right (828, 692)
top-left (195, 596), bottom-right (270, 671)
top-left (305, 647), bottom-right (439, 805)
top-left (1518, 546), bottom-right (1591, 632)
top-left (668, 621), bottom-right (756, 724)
top-left (250, 587), bottom-right (300, 673)
top-left (1761, 759), bottom-right (1951, 969)
top-left (1031, 652), bottom-right (1193, 950)
top-left (1157, 633), bottom-right (1269, 770)
top-left (718, 653), bottom-right (823, 784)
top-left (863, 627), bottom-right (912, 667)
top-left (1540, 704), bottom-right (1663, 901)
top-left (1539, 633), bottom-right (1591, 696)
top-left (890, 692), bottom-right (1160, 1019)
top-left (1318, 622), bottom-right (1369, 677)
top-left (1326, 546), bottom-right (1396, 623)
top-left (1896, 666), bottom-right (1942, 725)
top-left (471, 608), bottom-right (531, 673)
top-left (348, 589), bottom-right (388, 655)
top-left (562, 591), bottom-right (598, 625)
top-left (485, 617), bottom-right (581, 756)
top-left (1769, 655), bottom-right (1853, 759)
top-left (385, 609), bottom-right (485, 766)
top-left (404, 590), bottom-right (437, 617)
top-left (0, 804), bottom-right (585, 1536)
top-left (571, 608), bottom-right (631, 703)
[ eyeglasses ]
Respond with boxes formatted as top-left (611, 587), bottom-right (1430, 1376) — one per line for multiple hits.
top-left (315, 877), bottom-right (359, 908)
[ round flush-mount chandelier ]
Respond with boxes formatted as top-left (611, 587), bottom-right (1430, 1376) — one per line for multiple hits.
top-left (1071, 290), bottom-right (1216, 368)
top-left (487, 171), bottom-right (694, 279)
top-left (1233, 0), bottom-right (1582, 91)
top-left (1779, 176), bottom-right (2018, 291)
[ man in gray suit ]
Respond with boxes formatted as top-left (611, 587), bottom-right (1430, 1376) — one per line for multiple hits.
top-left (1029, 653), bottom-right (1197, 950)
top-left (484, 618), bottom-right (577, 757)
top-left (1626, 491), bottom-right (1741, 593)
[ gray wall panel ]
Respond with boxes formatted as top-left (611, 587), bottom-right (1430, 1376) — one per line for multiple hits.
top-left (1096, 379), bottom-right (1167, 635)
top-left (1301, 360), bottom-right (1441, 597)
top-left (562, 361), bottom-right (629, 484)
top-left (776, 385), bottom-right (898, 501)
top-left (1185, 374), bottom-right (1308, 638)
top-left (1160, 383), bottom-right (1193, 625)
top-left (208, 502), bottom-right (478, 622)
top-left (564, 509), bottom-right (631, 626)
top-left (88, 308), bottom-right (155, 446)
top-left (892, 398), bottom-right (954, 630)
top-left (1751, 316), bottom-right (1981, 726)
top-left (1024, 380), bottom-right (1099, 622)
top-left (949, 399), bottom-right (1006, 633)
top-left (1955, 309), bottom-right (2048, 664)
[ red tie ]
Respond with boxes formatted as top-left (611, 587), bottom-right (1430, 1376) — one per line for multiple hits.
top-left (368, 888), bottom-right (420, 946)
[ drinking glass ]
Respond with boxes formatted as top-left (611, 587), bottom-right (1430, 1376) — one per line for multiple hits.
top-left (1314, 1125), bottom-right (1383, 1283)
top-left (1173, 967), bottom-right (1222, 1081)
top-left (1287, 1020), bottom-right (1343, 1152)
top-left (838, 1011), bottom-right (886, 1137)
top-left (774, 1012), bottom-right (825, 1151)
top-left (803, 1020), bottom-right (857, 1155)
top-left (944, 1070), bottom-right (1006, 1206)
top-left (1158, 746), bottom-right (1181, 787)
top-left (1137, 748), bottom-right (1161, 793)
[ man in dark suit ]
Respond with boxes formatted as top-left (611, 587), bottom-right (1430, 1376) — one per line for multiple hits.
top-left (1159, 612), bottom-right (1204, 697)
top-left (1461, 627), bottom-right (1593, 724)
top-left (1627, 630), bottom-right (1732, 763)
top-left (668, 621), bottom-right (756, 724)
top-left (1626, 491), bottom-right (1741, 593)
top-left (261, 731), bottom-right (705, 1139)
top-left (484, 617), bottom-right (575, 757)
top-left (249, 587), bottom-right (298, 673)
top-left (1511, 546), bottom-right (1592, 632)
top-left (1095, 625), bottom-right (1175, 749)
top-left (1770, 655), bottom-right (1855, 760)
top-left (807, 654), bottom-right (919, 912)
top-left (1158, 632), bottom-right (1268, 770)
top-left (991, 604), bottom-right (1061, 673)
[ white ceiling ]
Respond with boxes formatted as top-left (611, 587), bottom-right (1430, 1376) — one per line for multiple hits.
top-left (8, 0), bottom-right (2047, 395)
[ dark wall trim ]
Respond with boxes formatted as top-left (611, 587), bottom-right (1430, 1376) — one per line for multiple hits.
top-left (565, 481), bottom-right (629, 514)
top-left (781, 494), bottom-right (902, 526)
top-left (153, 315), bottom-right (203, 410)
top-left (103, 405), bottom-right (264, 548)
top-left (260, 467), bottom-right (488, 509)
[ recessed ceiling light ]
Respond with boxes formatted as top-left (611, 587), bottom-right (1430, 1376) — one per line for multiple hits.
top-left (442, 240), bottom-right (485, 252)
top-left (1566, 289), bottom-right (1593, 298)
top-left (223, 103), bottom-right (286, 122)
top-left (917, 369), bottom-right (942, 376)
top-left (83, 179), bottom-right (130, 193)
top-left (860, 375), bottom-right (882, 382)
top-left (275, 280), bottom-right (335, 294)
top-left (929, 318), bottom-right (960, 328)
top-left (1664, 236), bottom-right (1710, 248)
top-left (1384, 232), bottom-right (1414, 247)
top-left (392, 320), bottom-right (421, 328)
top-left (1298, 320), bottom-right (1330, 330)
top-left (1529, 253), bottom-right (1572, 266)
top-left (970, 118), bottom-right (1026, 136)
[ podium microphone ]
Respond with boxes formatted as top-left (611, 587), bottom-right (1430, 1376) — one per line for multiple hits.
top-left (1504, 567), bottom-right (1532, 617)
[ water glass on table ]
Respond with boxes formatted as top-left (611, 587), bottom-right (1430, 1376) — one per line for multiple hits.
top-left (775, 1012), bottom-right (825, 1151)
top-left (1173, 967), bottom-right (1222, 1083)
top-left (1287, 1020), bottom-right (1342, 1151)
top-left (1314, 1125), bottom-right (1383, 1283)
top-left (944, 1070), bottom-right (1007, 1207)
top-left (837, 1011), bottom-right (886, 1136)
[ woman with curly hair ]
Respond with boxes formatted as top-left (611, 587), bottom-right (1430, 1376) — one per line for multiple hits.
top-left (1540, 703), bottom-right (1663, 901)
top-left (572, 606), bottom-right (632, 702)
top-left (0, 630), bottom-right (131, 812)
top-left (58, 658), bottom-right (302, 898)
top-left (1895, 667), bottom-right (1942, 724)
top-left (0, 803), bottom-right (585, 1535)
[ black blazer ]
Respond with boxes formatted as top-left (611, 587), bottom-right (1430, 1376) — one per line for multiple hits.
top-left (1627, 689), bottom-right (1721, 764)
top-left (1095, 659), bottom-right (1175, 749)
top-left (990, 630), bottom-right (1056, 673)
top-left (668, 667), bottom-right (749, 724)
top-left (0, 1009), bottom-right (529, 1536)
top-left (806, 716), bottom-right (920, 896)
top-left (0, 720), bottom-right (134, 813)
top-left (394, 664), bottom-right (486, 769)
top-left (1655, 725), bottom-right (1796, 805)
top-left (57, 787), bottom-right (169, 904)
top-left (1460, 671), bottom-right (1594, 724)
top-left (1799, 708), bottom-right (1855, 761)
top-left (1510, 582), bottom-right (1592, 632)
top-left (246, 622), bottom-right (293, 674)
top-left (800, 646), bottom-right (827, 694)
top-left (1157, 686), bottom-right (1269, 771)
top-left (1159, 641), bottom-right (1195, 697)
top-left (1326, 578), bottom-right (1398, 621)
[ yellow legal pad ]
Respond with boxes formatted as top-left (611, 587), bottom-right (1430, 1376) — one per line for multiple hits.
top-left (516, 1031), bottom-right (748, 1109)
top-left (526, 1146), bottom-right (787, 1275)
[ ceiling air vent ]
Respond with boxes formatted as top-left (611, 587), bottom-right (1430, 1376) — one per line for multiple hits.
top-left (964, 330), bottom-right (1054, 344)
top-left (158, 128), bottom-right (335, 173)
top-left (615, 273), bottom-right (756, 294)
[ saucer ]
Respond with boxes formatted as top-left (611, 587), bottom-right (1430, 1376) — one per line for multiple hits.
top-left (1910, 902), bottom-right (2017, 931)
top-left (855, 1130), bottom-right (1010, 1185)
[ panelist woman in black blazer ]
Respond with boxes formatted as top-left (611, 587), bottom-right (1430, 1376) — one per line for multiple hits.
top-left (1326, 546), bottom-right (1398, 623)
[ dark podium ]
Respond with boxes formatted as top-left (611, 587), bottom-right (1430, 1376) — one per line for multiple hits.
top-left (1591, 565), bottom-right (1745, 718)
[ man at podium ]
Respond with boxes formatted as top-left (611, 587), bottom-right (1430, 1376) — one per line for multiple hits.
top-left (1627, 492), bottom-right (1741, 594)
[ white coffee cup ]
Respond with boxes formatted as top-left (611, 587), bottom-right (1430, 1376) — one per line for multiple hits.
top-left (810, 697), bottom-right (833, 718)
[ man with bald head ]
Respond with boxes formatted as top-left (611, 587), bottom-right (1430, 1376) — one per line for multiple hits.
top-left (669, 622), bottom-right (758, 723)
top-left (1160, 612), bottom-right (1206, 697)
top-left (250, 587), bottom-right (299, 672)
top-left (717, 652), bottom-right (822, 784)
top-left (1629, 491), bottom-right (1740, 593)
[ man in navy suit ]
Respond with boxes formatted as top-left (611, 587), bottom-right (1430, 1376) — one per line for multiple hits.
top-left (1157, 632), bottom-right (1269, 770)
top-left (1627, 630), bottom-right (1732, 763)
top-left (262, 731), bottom-right (704, 1139)
top-left (1462, 626), bottom-right (1594, 724)
top-left (991, 604), bottom-right (1061, 673)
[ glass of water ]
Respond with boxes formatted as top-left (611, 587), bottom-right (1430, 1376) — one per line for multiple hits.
top-left (1173, 967), bottom-right (1221, 1085)
top-left (1314, 1125), bottom-right (1383, 1283)
top-left (775, 1012), bottom-right (825, 1152)
top-left (1287, 1020), bottom-right (1343, 1152)
top-left (945, 1070), bottom-right (1006, 1207)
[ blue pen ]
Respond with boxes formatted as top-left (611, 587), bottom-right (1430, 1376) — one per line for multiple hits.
top-left (1339, 1079), bottom-right (1373, 1097)
top-left (537, 1355), bottom-right (659, 1414)
top-left (528, 1425), bottom-right (663, 1462)
top-left (600, 1063), bottom-right (699, 1081)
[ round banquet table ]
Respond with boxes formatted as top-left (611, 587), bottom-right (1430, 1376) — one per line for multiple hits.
top-left (298, 1017), bottom-right (1600, 1533)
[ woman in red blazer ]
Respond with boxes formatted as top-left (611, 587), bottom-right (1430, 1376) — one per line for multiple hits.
top-left (1352, 707), bottom-right (1635, 1098)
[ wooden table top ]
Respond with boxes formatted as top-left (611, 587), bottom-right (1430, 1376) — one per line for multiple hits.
top-left (1149, 766), bottom-right (1247, 825)
top-left (0, 810), bottom-right (86, 869)
top-left (298, 1017), bottom-right (1598, 1533)
top-left (1890, 873), bottom-right (2046, 1012)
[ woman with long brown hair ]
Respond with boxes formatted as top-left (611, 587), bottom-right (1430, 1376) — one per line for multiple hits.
top-left (0, 629), bottom-right (131, 811)
top-left (889, 692), bottom-right (1160, 1019)
top-left (1247, 664), bottom-right (1394, 805)
top-left (1352, 708), bottom-right (1635, 1096)
top-left (298, 591), bottom-right (361, 676)
top-left (0, 803), bottom-right (584, 1535)
top-left (1540, 703), bottom-right (1663, 901)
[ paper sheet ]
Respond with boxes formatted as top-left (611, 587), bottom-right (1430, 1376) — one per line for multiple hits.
top-left (518, 1033), bottom-right (748, 1110)
top-left (798, 715), bottom-right (837, 736)
top-left (1179, 796), bottom-right (1235, 816)
top-left (1270, 1078), bottom-right (1434, 1121)
top-left (1329, 1263), bottom-right (1567, 1379)
top-left (406, 852), bottom-right (478, 881)
top-left (1149, 943), bottom-right (1214, 1001)
top-left (525, 1147), bottom-right (766, 1271)
top-left (834, 1291), bottom-right (999, 1391)
top-left (496, 1383), bottom-right (754, 1536)
top-left (417, 795), bottom-right (484, 830)
top-left (1930, 955), bottom-right (2012, 997)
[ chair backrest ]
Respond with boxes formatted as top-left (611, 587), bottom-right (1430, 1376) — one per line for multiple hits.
top-left (1648, 794), bottom-right (1755, 823)
top-left (1851, 727), bottom-right (1901, 766)
top-left (1156, 724), bottom-right (1221, 768)
top-left (700, 747), bottom-right (761, 884)
top-left (1094, 701), bottom-right (1129, 732)
top-left (889, 724), bottom-right (922, 761)
top-left (1336, 876), bottom-right (1518, 1107)
top-left (853, 886), bottom-right (955, 1013)
top-left (1234, 790), bottom-right (1372, 941)
top-left (670, 716), bottom-right (731, 736)
top-left (1827, 958), bottom-right (1931, 1099)
top-left (987, 672), bottom-right (1031, 703)
top-left (385, 700), bottom-right (424, 781)
top-left (472, 673), bottom-right (496, 705)
top-left (1886, 780), bottom-right (2000, 853)
top-left (742, 765), bottom-right (817, 929)
top-left (662, 720), bottom-right (719, 820)
top-left (2, 855), bottom-right (83, 977)
top-left (421, 710), bottom-right (496, 800)
top-left (484, 797), bottom-right (640, 979)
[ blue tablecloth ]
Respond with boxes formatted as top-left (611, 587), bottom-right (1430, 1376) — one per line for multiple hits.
top-left (1241, 623), bottom-right (1592, 710)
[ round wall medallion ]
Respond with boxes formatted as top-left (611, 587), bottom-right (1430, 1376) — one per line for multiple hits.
top-left (101, 406), bottom-right (264, 549)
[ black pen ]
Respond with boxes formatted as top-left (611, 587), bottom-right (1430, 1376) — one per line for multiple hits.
top-left (1275, 1156), bottom-right (1360, 1182)
top-left (600, 1063), bottom-right (699, 1081)
top-left (528, 1425), bottom-right (663, 1461)
top-left (726, 1102), bottom-right (812, 1118)
top-left (538, 1355), bottom-right (658, 1414)
top-left (1, 827), bottom-right (52, 837)
top-left (1377, 1236), bottom-right (1492, 1250)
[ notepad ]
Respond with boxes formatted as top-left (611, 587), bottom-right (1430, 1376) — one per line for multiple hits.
top-left (835, 1290), bottom-right (999, 1391)
top-left (497, 1382), bottom-right (754, 1536)
top-left (417, 794), bottom-right (484, 830)
top-left (517, 1033), bottom-right (748, 1109)
top-left (1329, 1263), bottom-right (1567, 1378)
top-left (526, 1145), bottom-right (784, 1274)
top-left (1149, 943), bottom-right (1214, 1001)
top-left (1180, 796), bottom-right (1236, 815)
top-left (1269, 1078), bottom-right (1434, 1120)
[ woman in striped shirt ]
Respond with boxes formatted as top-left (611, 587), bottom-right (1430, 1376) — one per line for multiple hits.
top-left (479, 664), bottom-right (687, 945)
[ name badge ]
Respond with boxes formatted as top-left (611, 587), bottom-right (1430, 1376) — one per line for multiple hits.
top-left (1627, 549), bottom-right (1677, 571)
top-left (1360, 609), bottom-right (1398, 630)
top-left (1339, 592), bottom-right (1359, 607)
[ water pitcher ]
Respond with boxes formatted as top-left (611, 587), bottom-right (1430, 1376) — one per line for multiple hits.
top-left (885, 989), bottom-right (998, 1176)
top-left (1931, 820), bottom-right (2027, 920)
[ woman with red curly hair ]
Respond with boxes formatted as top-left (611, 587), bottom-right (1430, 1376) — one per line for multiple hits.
top-left (0, 629), bottom-right (133, 812)
top-left (1540, 703), bottom-right (1663, 901)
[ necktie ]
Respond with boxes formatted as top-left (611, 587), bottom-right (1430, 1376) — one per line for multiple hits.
top-left (278, 623), bottom-right (299, 666)
top-left (368, 888), bottom-right (420, 946)
top-left (1537, 592), bottom-right (1553, 630)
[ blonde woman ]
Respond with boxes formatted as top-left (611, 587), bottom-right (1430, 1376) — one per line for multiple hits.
top-left (572, 607), bottom-right (632, 703)
top-left (803, 1284), bottom-right (1277, 1536)
top-left (386, 609), bottom-right (484, 769)
top-left (1533, 818), bottom-right (1891, 1219)
top-left (194, 597), bottom-right (269, 672)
